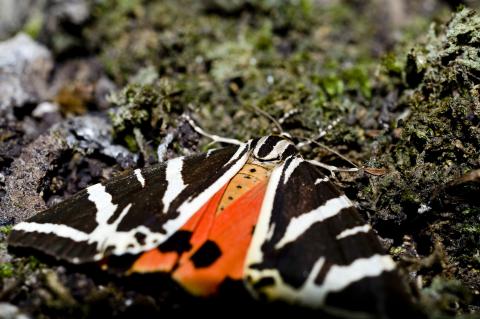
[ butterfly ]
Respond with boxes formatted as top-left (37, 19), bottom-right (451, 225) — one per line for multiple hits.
top-left (8, 134), bottom-right (423, 318)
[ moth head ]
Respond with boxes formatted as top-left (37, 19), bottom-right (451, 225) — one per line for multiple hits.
top-left (252, 136), bottom-right (297, 164)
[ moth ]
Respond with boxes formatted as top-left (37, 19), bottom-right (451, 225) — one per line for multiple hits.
top-left (8, 135), bottom-right (422, 318)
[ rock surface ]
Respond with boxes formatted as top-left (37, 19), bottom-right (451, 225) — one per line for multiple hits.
top-left (0, 0), bottom-right (38, 40)
top-left (0, 33), bottom-right (53, 114)
top-left (0, 303), bottom-right (30, 319)
top-left (0, 115), bottom-right (135, 223)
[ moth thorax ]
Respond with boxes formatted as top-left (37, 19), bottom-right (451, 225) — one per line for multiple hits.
top-left (252, 136), bottom-right (297, 164)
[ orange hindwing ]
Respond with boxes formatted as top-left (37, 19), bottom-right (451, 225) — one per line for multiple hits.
top-left (130, 163), bottom-right (271, 295)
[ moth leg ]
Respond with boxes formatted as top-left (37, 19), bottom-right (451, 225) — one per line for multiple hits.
top-left (182, 114), bottom-right (243, 146)
top-left (296, 116), bottom-right (359, 177)
top-left (307, 159), bottom-right (358, 178)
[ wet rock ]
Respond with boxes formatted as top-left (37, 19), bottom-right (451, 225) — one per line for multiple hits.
top-left (0, 33), bottom-right (53, 115)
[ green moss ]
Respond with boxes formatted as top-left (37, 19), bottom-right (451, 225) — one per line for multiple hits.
top-left (83, 0), bottom-right (383, 140)
top-left (109, 84), bottom-right (163, 149)
top-left (25, 256), bottom-right (42, 271)
top-left (0, 263), bottom-right (14, 278)
top-left (382, 53), bottom-right (404, 76)
top-left (357, 9), bottom-right (480, 315)
top-left (22, 12), bottom-right (44, 39)
top-left (422, 278), bottom-right (473, 319)
top-left (0, 225), bottom-right (12, 235)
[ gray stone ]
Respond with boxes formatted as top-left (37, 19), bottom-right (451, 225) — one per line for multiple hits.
top-left (0, 33), bottom-right (53, 113)
top-left (64, 115), bottom-right (137, 166)
top-left (0, 303), bottom-right (30, 319)
top-left (0, 0), bottom-right (38, 39)
top-left (49, 0), bottom-right (90, 26)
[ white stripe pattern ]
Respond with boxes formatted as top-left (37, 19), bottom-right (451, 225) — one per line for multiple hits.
top-left (336, 224), bottom-right (372, 240)
top-left (134, 169), bottom-right (145, 188)
top-left (314, 176), bottom-right (329, 184)
top-left (297, 254), bottom-right (396, 306)
top-left (317, 255), bottom-right (395, 299)
top-left (253, 138), bottom-right (294, 162)
top-left (274, 195), bottom-right (353, 249)
top-left (162, 143), bottom-right (251, 235)
top-left (268, 140), bottom-right (293, 159)
top-left (13, 222), bottom-right (89, 242)
top-left (87, 184), bottom-right (118, 225)
top-left (283, 157), bottom-right (302, 184)
top-left (162, 157), bottom-right (187, 213)
top-left (245, 254), bottom-right (395, 308)
top-left (253, 137), bottom-right (268, 155)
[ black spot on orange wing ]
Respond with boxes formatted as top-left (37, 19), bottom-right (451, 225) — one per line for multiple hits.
top-left (159, 230), bottom-right (193, 254)
top-left (190, 240), bottom-right (222, 268)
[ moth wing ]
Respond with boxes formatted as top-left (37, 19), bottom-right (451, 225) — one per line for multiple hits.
top-left (244, 156), bottom-right (420, 318)
top-left (8, 143), bottom-right (251, 263)
top-left (131, 162), bottom-right (270, 296)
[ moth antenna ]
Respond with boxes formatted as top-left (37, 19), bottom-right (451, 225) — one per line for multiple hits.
top-left (278, 108), bottom-right (300, 125)
top-left (317, 117), bottom-right (342, 139)
top-left (250, 105), bottom-right (284, 134)
top-left (295, 116), bottom-right (359, 176)
top-left (181, 114), bottom-right (243, 145)
top-left (297, 117), bottom-right (343, 148)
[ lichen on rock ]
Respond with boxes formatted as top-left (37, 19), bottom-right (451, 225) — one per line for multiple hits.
top-left (360, 8), bottom-right (480, 315)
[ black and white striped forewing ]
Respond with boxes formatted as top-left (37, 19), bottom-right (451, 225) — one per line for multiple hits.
top-left (8, 143), bottom-right (251, 263)
top-left (244, 156), bottom-right (420, 318)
